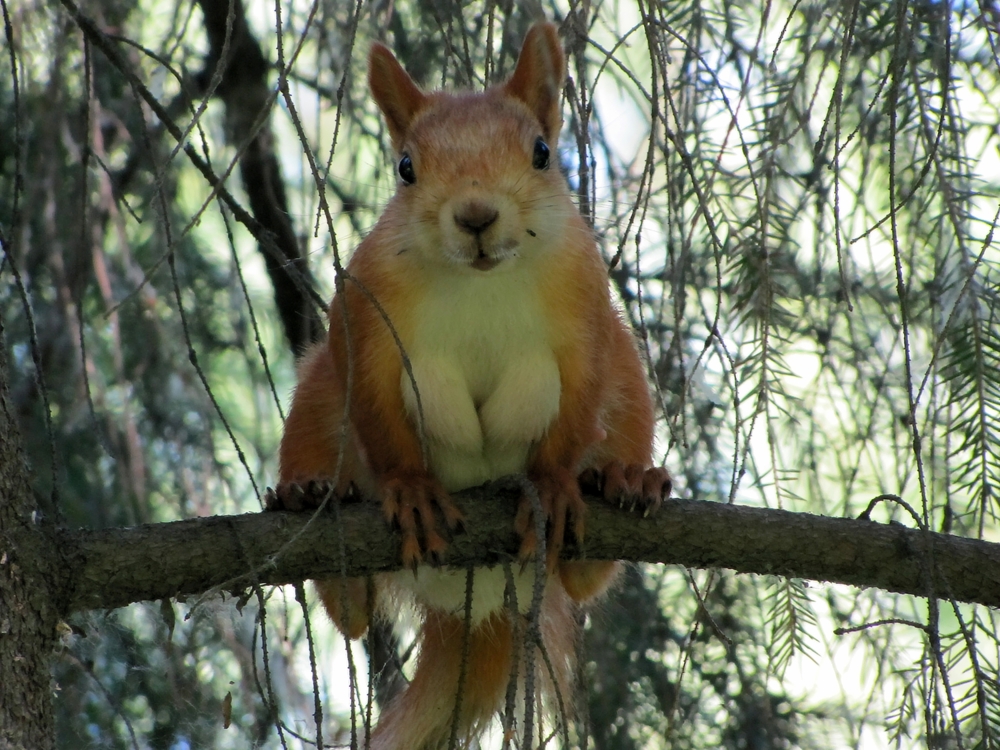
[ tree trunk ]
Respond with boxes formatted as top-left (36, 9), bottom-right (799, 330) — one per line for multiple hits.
top-left (0, 319), bottom-right (62, 750)
top-left (196, 0), bottom-right (325, 355)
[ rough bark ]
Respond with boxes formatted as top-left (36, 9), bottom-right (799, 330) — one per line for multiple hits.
top-left (0, 324), bottom-right (63, 750)
top-left (46, 478), bottom-right (1000, 614)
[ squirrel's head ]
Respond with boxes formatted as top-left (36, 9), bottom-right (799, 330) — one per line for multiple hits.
top-left (368, 23), bottom-right (582, 273)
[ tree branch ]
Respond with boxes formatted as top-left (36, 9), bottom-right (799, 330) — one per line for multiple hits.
top-left (55, 478), bottom-right (1000, 614)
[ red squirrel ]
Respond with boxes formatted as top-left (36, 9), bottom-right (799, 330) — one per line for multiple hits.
top-left (270, 22), bottom-right (670, 749)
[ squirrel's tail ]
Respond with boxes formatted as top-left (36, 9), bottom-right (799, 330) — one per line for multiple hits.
top-left (370, 586), bottom-right (577, 750)
top-left (369, 609), bottom-right (511, 750)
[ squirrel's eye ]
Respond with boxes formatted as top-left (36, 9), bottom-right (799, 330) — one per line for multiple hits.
top-left (398, 154), bottom-right (416, 184)
top-left (532, 137), bottom-right (550, 170)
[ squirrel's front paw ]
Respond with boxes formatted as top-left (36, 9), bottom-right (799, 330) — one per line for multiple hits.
top-left (265, 479), bottom-right (348, 511)
top-left (380, 472), bottom-right (464, 569)
top-left (580, 462), bottom-right (671, 516)
top-left (515, 467), bottom-right (586, 571)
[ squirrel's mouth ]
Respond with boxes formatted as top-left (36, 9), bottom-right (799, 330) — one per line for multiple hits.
top-left (471, 255), bottom-right (501, 271)
top-left (460, 237), bottom-right (516, 271)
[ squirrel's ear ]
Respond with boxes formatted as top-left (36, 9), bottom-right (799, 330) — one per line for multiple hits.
top-left (369, 43), bottom-right (427, 150)
top-left (504, 23), bottom-right (566, 142)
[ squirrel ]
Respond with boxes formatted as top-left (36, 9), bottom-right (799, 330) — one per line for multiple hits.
top-left (268, 22), bottom-right (671, 750)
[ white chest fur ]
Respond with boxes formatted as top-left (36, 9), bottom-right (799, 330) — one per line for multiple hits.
top-left (396, 264), bottom-right (562, 621)
top-left (400, 266), bottom-right (561, 492)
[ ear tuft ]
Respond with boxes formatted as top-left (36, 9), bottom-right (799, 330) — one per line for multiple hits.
top-left (504, 23), bottom-right (567, 142)
top-left (368, 43), bottom-right (427, 151)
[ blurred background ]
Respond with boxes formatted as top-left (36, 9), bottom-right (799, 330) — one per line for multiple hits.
top-left (3, 0), bottom-right (1000, 747)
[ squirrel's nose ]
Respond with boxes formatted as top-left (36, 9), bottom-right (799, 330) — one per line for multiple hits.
top-left (454, 201), bottom-right (498, 235)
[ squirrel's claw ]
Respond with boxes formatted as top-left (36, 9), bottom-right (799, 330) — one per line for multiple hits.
top-left (641, 466), bottom-right (671, 515)
top-left (381, 473), bottom-right (463, 568)
top-left (593, 461), bottom-right (671, 516)
top-left (515, 468), bottom-right (586, 571)
top-left (263, 486), bottom-right (278, 509)
top-left (265, 479), bottom-right (346, 512)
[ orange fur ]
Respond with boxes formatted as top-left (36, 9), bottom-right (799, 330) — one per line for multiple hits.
top-left (275, 22), bottom-right (667, 749)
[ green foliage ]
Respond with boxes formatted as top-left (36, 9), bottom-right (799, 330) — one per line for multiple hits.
top-left (766, 578), bottom-right (819, 680)
top-left (54, 602), bottom-right (267, 750)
